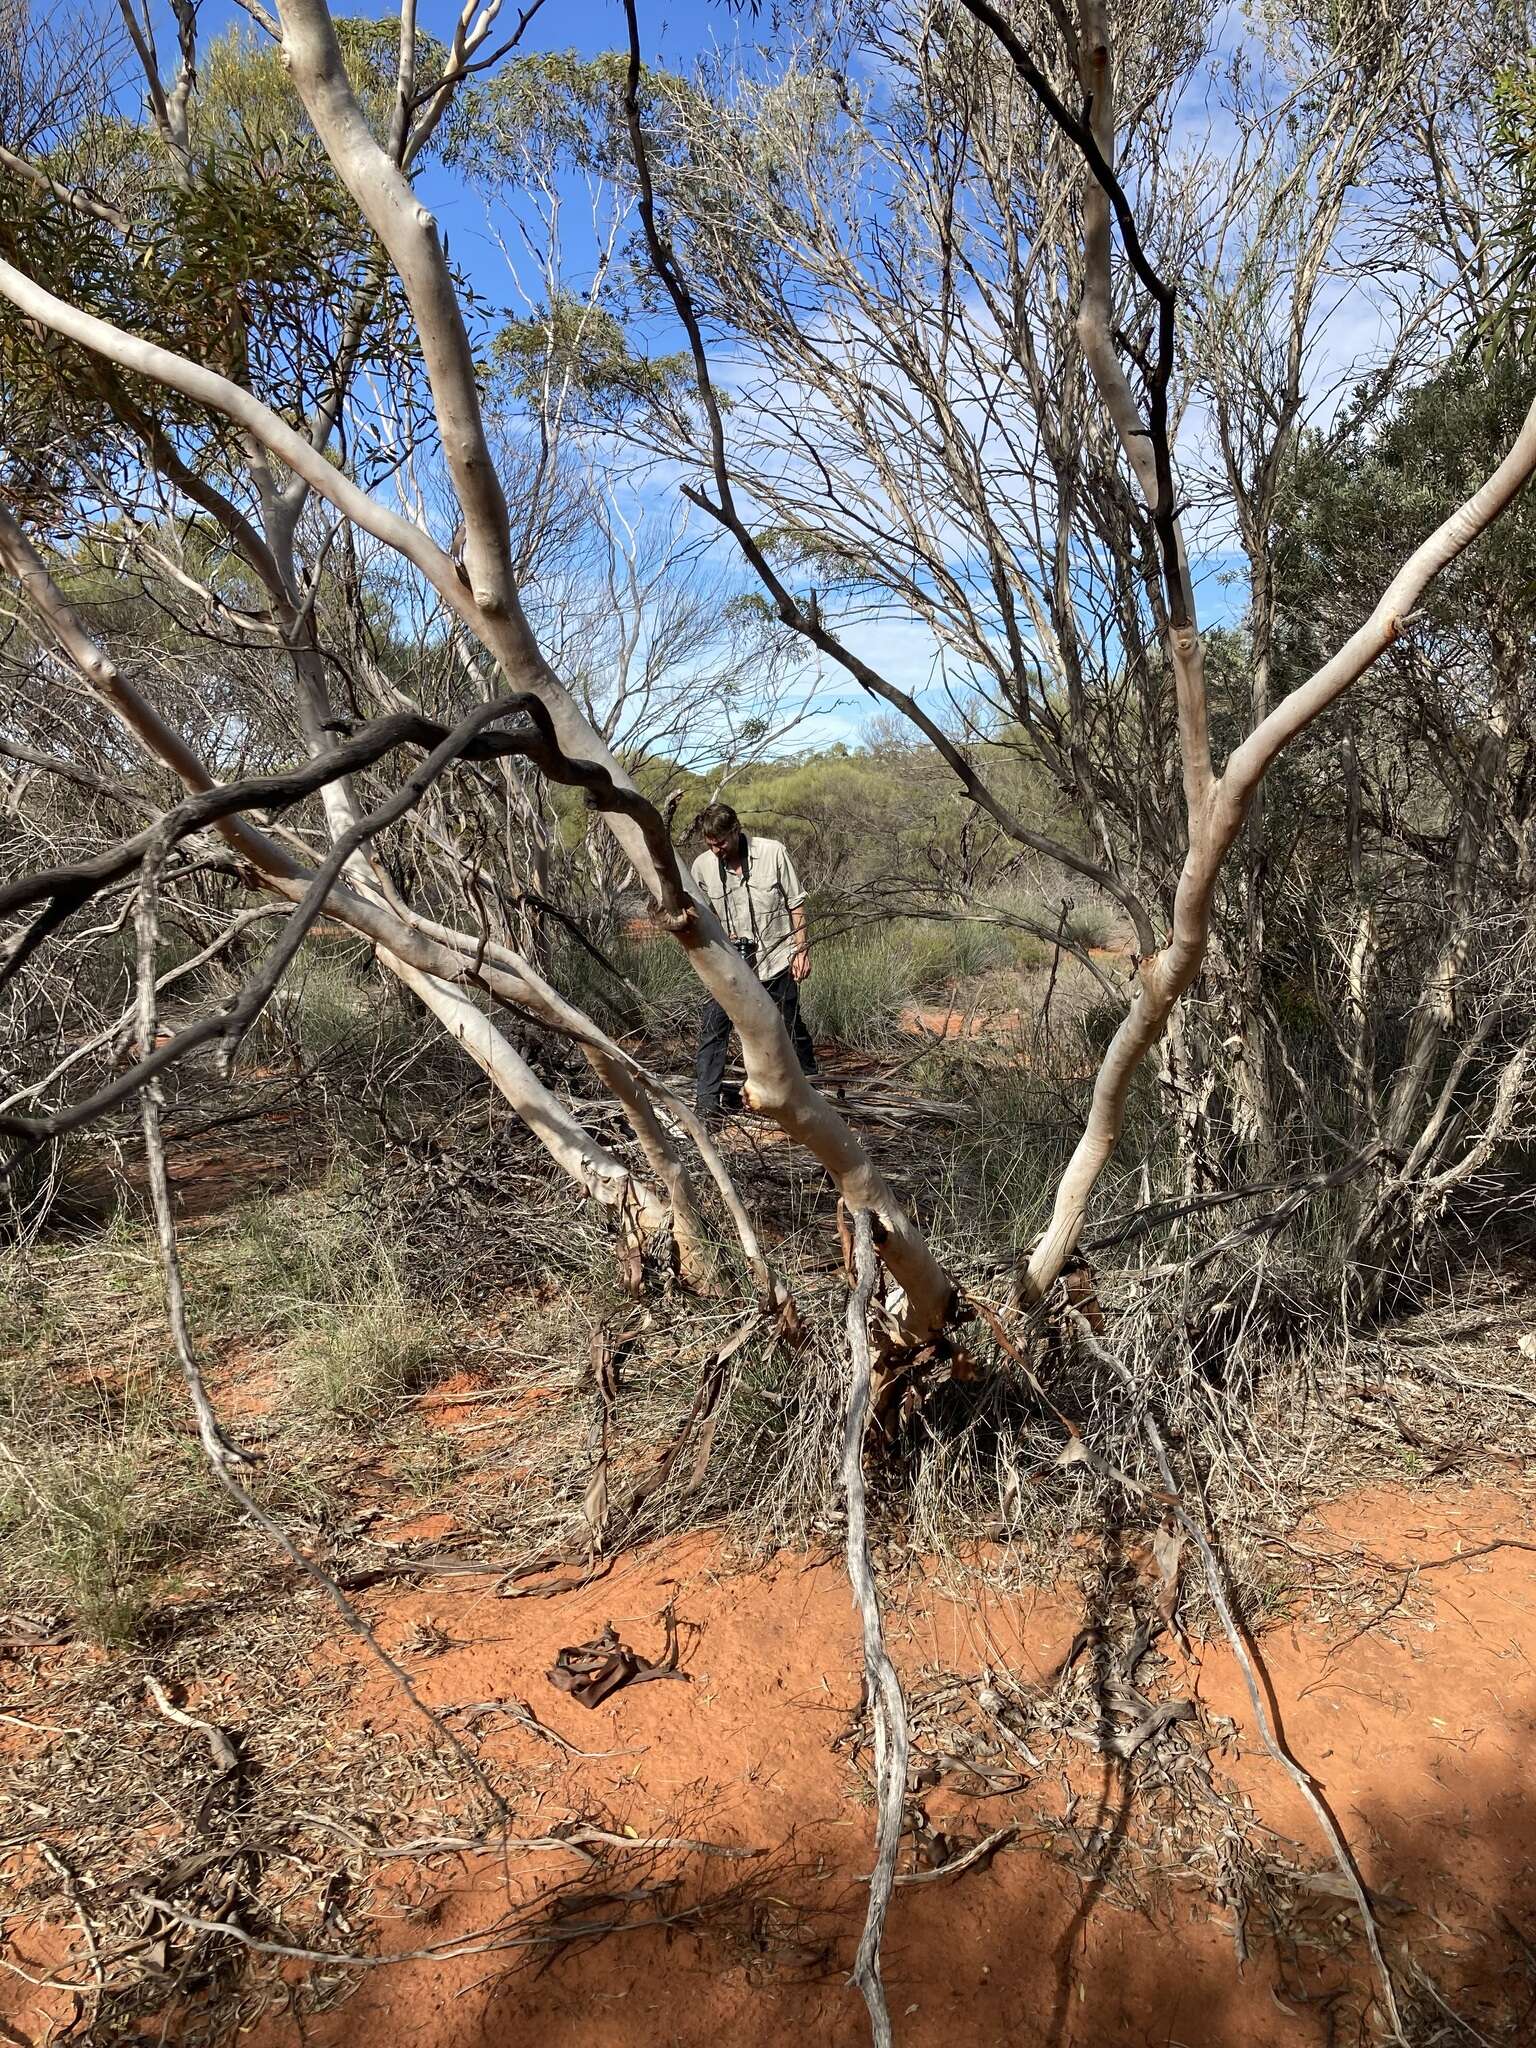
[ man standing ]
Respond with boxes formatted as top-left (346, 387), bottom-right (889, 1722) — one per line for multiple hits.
top-left (691, 802), bottom-right (816, 1118)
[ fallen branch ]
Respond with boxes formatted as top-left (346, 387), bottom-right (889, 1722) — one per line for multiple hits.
top-left (131, 1865), bottom-right (756, 1972)
top-left (1391, 1356), bottom-right (1536, 1412)
top-left (447, 1698), bottom-right (634, 1760)
top-left (1072, 1314), bottom-right (1406, 2044)
top-left (292, 1816), bottom-right (759, 1862)
top-left (36, 1843), bottom-right (104, 2015)
top-left (843, 1207), bottom-right (910, 2048)
top-left (890, 1823), bottom-right (1019, 1887)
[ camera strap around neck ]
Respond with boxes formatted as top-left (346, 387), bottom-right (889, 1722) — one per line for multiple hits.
top-left (716, 835), bottom-right (761, 950)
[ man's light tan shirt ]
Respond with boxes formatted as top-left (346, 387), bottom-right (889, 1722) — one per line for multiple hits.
top-left (690, 835), bottom-right (805, 982)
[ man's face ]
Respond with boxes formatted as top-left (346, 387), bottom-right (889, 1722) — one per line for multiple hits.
top-left (705, 831), bottom-right (739, 860)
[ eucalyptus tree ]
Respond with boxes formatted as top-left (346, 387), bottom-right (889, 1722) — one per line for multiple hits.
top-left (0, 0), bottom-right (952, 1333)
top-left (488, 0), bottom-right (1536, 1273)
top-left (2, 0), bottom-right (1535, 1329)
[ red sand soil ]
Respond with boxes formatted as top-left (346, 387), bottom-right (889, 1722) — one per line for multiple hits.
top-left (897, 947), bottom-right (1135, 1047)
top-left (216, 1478), bottom-right (1536, 2048)
top-left (899, 1003), bottom-right (1023, 1042)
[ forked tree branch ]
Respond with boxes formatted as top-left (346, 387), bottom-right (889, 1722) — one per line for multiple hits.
top-left (270, 0), bottom-right (956, 1327)
top-left (954, 0), bottom-right (1183, 615)
top-left (0, 144), bottom-right (131, 231)
top-left (0, 508), bottom-right (787, 1294)
top-left (1, 699), bottom-right (531, 1142)
top-left (1022, 388), bottom-right (1536, 1297)
top-left (0, 508), bottom-right (673, 1227)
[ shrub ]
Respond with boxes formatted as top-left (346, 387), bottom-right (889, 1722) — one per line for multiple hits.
top-left (285, 1276), bottom-right (446, 1419)
top-left (0, 1352), bottom-right (228, 1647)
top-left (806, 919), bottom-right (1019, 1048)
top-left (803, 929), bottom-right (917, 1046)
top-left (1063, 900), bottom-right (1116, 949)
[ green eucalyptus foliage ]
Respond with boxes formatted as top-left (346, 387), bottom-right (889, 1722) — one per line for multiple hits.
top-left (1275, 352), bottom-right (1536, 687)
top-left (1491, 54), bottom-right (1536, 348)
top-left (492, 287), bottom-right (689, 418)
top-left (0, 19), bottom-right (463, 498)
top-left (1260, 345), bottom-right (1536, 1010)
top-left (459, 46), bottom-right (851, 427)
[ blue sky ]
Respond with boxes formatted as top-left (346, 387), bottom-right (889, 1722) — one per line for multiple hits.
top-left (194, 0), bottom-right (880, 753)
top-left (165, 4), bottom-right (1375, 763)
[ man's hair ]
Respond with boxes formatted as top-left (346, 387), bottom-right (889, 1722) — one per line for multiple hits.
top-left (697, 802), bottom-right (741, 841)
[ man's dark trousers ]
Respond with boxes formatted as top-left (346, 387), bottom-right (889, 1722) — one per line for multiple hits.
top-left (695, 970), bottom-right (817, 1115)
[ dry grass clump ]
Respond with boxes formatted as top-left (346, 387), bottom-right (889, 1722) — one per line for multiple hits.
top-left (284, 1278), bottom-right (447, 1418)
top-left (0, 1420), bottom-right (227, 1647)
top-left (0, 1239), bottom-right (229, 1646)
top-left (0, 1177), bottom-right (448, 1645)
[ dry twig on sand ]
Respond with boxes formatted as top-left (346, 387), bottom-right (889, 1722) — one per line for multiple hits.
top-left (842, 1208), bottom-right (911, 2047)
top-left (1071, 1313), bottom-right (1406, 2045)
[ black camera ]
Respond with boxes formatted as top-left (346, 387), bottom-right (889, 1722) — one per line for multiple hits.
top-left (731, 937), bottom-right (759, 968)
